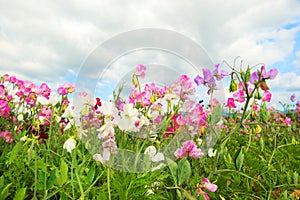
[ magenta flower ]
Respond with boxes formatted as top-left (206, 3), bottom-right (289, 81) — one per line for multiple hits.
top-left (226, 98), bottom-right (236, 108)
top-left (233, 89), bottom-right (245, 103)
top-left (39, 83), bottom-right (51, 99)
top-left (262, 90), bottom-right (272, 102)
top-left (0, 100), bottom-right (10, 118)
top-left (57, 82), bottom-right (75, 95)
top-left (134, 64), bottom-right (146, 78)
top-left (290, 94), bottom-right (296, 102)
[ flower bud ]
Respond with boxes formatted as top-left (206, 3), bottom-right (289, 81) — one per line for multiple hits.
top-left (254, 90), bottom-right (262, 100)
top-left (229, 79), bottom-right (238, 92)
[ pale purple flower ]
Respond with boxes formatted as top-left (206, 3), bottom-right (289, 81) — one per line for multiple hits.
top-left (290, 94), bottom-right (296, 102)
top-left (261, 66), bottom-right (278, 80)
top-left (212, 64), bottom-right (229, 80)
top-left (194, 69), bottom-right (217, 95)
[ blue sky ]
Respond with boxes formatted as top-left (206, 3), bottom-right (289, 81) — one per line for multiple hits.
top-left (0, 0), bottom-right (299, 107)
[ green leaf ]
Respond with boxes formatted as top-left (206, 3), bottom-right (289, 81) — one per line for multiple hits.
top-left (259, 137), bottom-right (264, 152)
top-left (8, 142), bottom-right (23, 164)
top-left (14, 187), bottom-right (26, 200)
top-left (167, 158), bottom-right (178, 186)
top-left (287, 171), bottom-right (292, 184)
top-left (87, 165), bottom-right (95, 184)
top-left (210, 104), bottom-right (222, 124)
top-left (38, 170), bottom-right (47, 190)
top-left (47, 169), bottom-right (56, 188)
top-left (177, 158), bottom-right (191, 186)
top-left (293, 172), bottom-right (298, 186)
top-left (0, 183), bottom-right (12, 200)
top-left (0, 176), bottom-right (4, 189)
top-left (235, 149), bottom-right (244, 171)
top-left (56, 160), bottom-right (68, 186)
top-left (260, 102), bottom-right (269, 123)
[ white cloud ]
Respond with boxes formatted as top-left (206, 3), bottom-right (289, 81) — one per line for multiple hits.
top-left (0, 0), bottom-right (300, 101)
top-left (293, 51), bottom-right (300, 68)
top-left (269, 72), bottom-right (300, 90)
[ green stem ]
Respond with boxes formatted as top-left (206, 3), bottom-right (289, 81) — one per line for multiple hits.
top-left (71, 152), bottom-right (75, 198)
top-left (267, 133), bottom-right (277, 166)
top-left (107, 167), bottom-right (112, 200)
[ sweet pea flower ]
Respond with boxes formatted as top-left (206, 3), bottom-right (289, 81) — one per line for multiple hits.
top-left (134, 64), bottom-right (146, 78)
top-left (290, 94), bottom-right (296, 102)
top-left (144, 146), bottom-right (164, 162)
top-left (0, 99), bottom-right (11, 118)
top-left (174, 140), bottom-right (204, 159)
top-left (261, 65), bottom-right (278, 80)
top-left (194, 69), bottom-right (217, 95)
top-left (226, 98), bottom-right (236, 108)
top-left (57, 82), bottom-right (75, 95)
top-left (284, 117), bottom-right (291, 126)
top-left (262, 90), bottom-right (272, 102)
top-left (202, 177), bottom-right (218, 192)
top-left (63, 138), bottom-right (76, 153)
top-left (212, 63), bottom-right (229, 80)
top-left (0, 130), bottom-right (14, 144)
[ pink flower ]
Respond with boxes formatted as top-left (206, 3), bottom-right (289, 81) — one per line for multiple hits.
top-left (0, 130), bottom-right (14, 144)
top-left (226, 98), bottom-right (236, 108)
top-left (233, 89), bottom-right (245, 103)
top-left (262, 90), bottom-right (272, 102)
top-left (39, 83), bottom-right (51, 99)
top-left (202, 177), bottom-right (218, 192)
top-left (134, 64), bottom-right (146, 78)
top-left (174, 140), bottom-right (204, 159)
top-left (284, 117), bottom-right (291, 126)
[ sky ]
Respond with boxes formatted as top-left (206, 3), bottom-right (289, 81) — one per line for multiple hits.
top-left (0, 0), bottom-right (300, 108)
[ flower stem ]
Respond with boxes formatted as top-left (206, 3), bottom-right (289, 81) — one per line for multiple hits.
top-left (107, 167), bottom-right (112, 200)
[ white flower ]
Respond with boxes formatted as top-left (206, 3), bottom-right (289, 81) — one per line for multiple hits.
top-left (99, 102), bottom-right (118, 117)
top-left (116, 103), bottom-right (139, 131)
top-left (208, 148), bottom-right (217, 157)
top-left (63, 119), bottom-right (74, 132)
top-left (63, 138), bottom-right (76, 153)
top-left (98, 119), bottom-right (115, 139)
top-left (61, 104), bottom-right (74, 118)
top-left (144, 146), bottom-right (164, 162)
top-left (138, 115), bottom-right (149, 127)
top-left (17, 114), bottom-right (23, 121)
top-left (49, 92), bottom-right (59, 105)
top-left (37, 96), bottom-right (49, 105)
